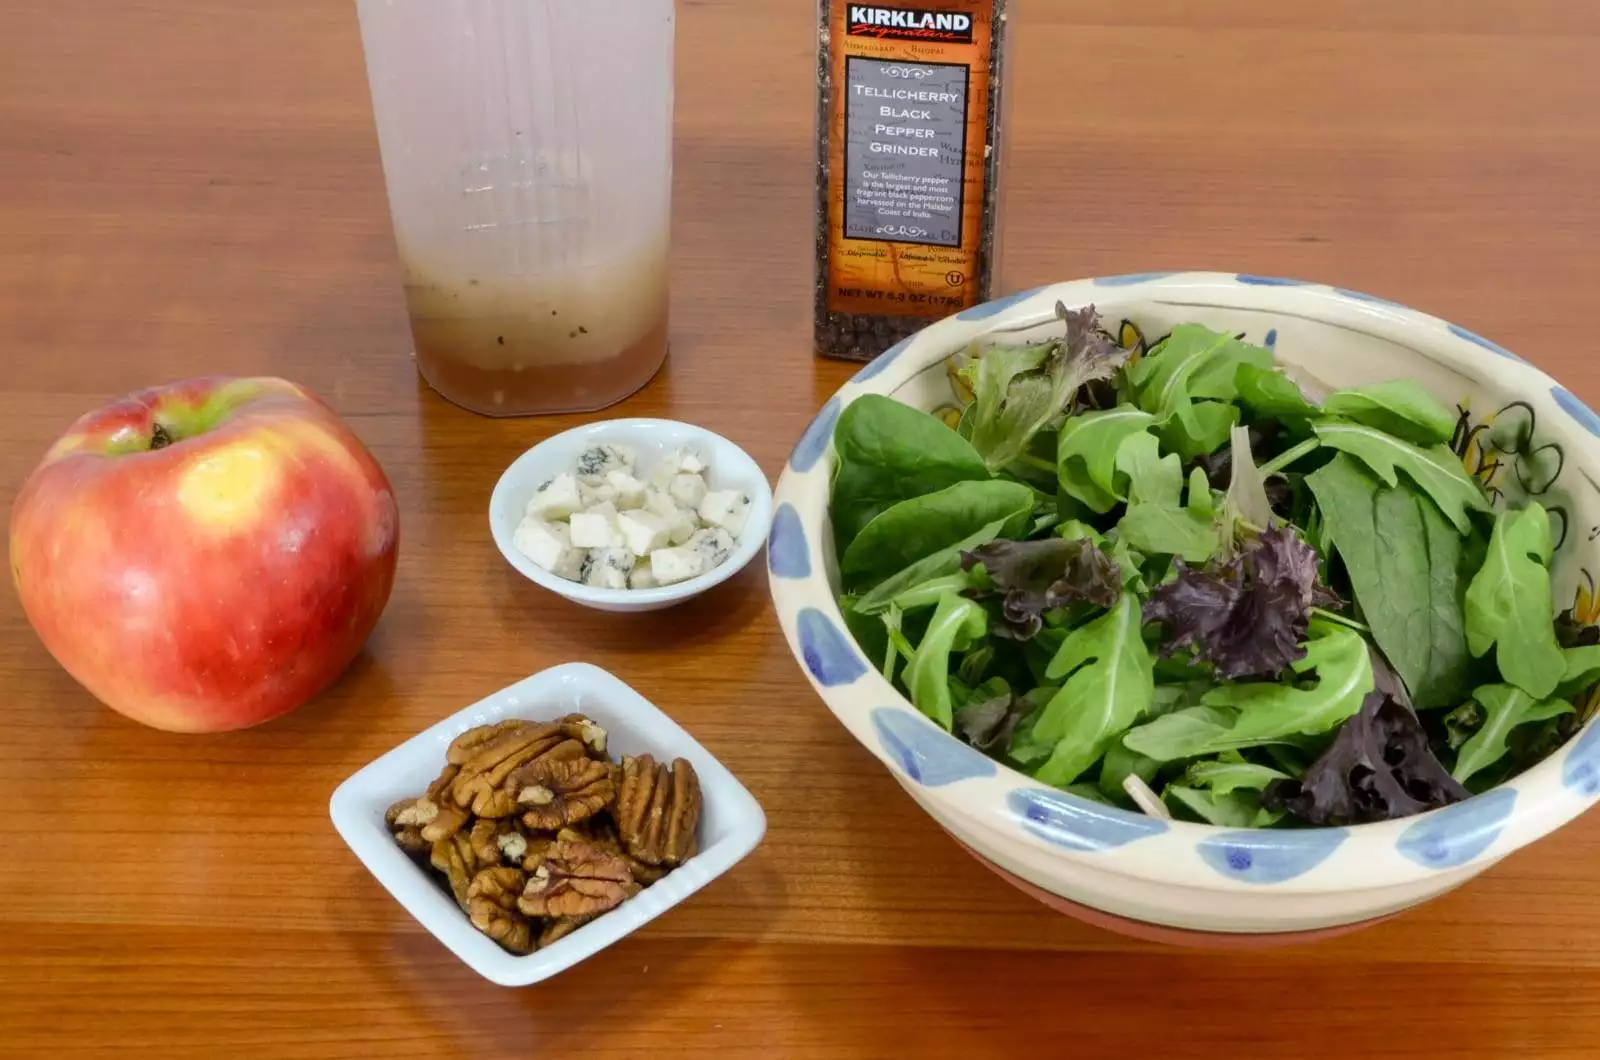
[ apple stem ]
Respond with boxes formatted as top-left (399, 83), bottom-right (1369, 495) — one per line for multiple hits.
top-left (150, 423), bottom-right (173, 450)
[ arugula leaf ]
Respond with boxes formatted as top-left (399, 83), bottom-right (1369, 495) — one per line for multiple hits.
top-left (906, 593), bottom-right (989, 730)
top-left (965, 304), bottom-right (1132, 472)
top-left (1311, 421), bottom-right (1491, 534)
top-left (1117, 466), bottom-right (1220, 563)
top-left (1116, 431), bottom-right (1183, 507)
top-left (1181, 757), bottom-right (1289, 794)
top-left (1323, 380), bottom-right (1457, 447)
top-left (1453, 683), bottom-right (1574, 784)
top-left (1021, 593), bottom-right (1153, 785)
top-left (1055, 407), bottom-right (1156, 512)
top-left (1164, 786), bottom-right (1281, 827)
top-left (1262, 691), bottom-right (1466, 825)
top-left (830, 395), bottom-right (992, 549)
top-left (853, 518), bottom-right (1008, 615)
top-left (1128, 324), bottom-right (1269, 435)
top-left (1305, 454), bottom-right (1471, 708)
top-left (841, 479), bottom-right (1034, 589)
top-left (1556, 644), bottom-right (1600, 698)
top-left (1160, 401), bottom-right (1239, 462)
top-left (1464, 503), bottom-right (1565, 699)
top-left (1123, 625), bottom-right (1373, 760)
top-left (1235, 363), bottom-right (1319, 422)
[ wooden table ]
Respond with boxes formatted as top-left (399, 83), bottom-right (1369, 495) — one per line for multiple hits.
top-left (4, 1), bottom-right (1600, 1056)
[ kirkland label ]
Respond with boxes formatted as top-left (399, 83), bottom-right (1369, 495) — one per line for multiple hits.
top-left (843, 58), bottom-right (970, 248)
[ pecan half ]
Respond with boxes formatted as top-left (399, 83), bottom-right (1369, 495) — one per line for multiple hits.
top-left (516, 839), bottom-right (634, 919)
top-left (449, 724), bottom-right (567, 817)
top-left (430, 834), bottom-right (479, 911)
top-left (558, 713), bottom-right (609, 758)
top-left (467, 866), bottom-right (531, 954)
top-left (513, 755), bottom-right (616, 831)
top-left (468, 818), bottom-right (529, 866)
top-left (615, 755), bottom-right (701, 867)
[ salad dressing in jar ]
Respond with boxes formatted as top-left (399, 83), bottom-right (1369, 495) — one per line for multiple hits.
top-left (357, 0), bottom-right (675, 416)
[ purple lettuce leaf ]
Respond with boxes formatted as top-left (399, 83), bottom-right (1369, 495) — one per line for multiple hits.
top-left (1143, 524), bottom-right (1340, 679)
top-left (959, 537), bottom-right (1122, 640)
top-left (1262, 691), bottom-right (1468, 825)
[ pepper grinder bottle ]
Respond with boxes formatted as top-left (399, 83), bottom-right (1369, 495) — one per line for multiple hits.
top-left (356, 0), bottom-right (675, 416)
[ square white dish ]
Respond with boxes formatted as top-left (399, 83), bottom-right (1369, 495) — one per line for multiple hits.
top-left (329, 662), bottom-right (766, 986)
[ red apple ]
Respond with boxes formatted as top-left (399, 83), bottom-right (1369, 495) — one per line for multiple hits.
top-left (9, 376), bottom-right (399, 732)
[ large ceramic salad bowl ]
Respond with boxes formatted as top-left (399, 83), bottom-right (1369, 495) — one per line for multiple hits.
top-left (769, 272), bottom-right (1600, 937)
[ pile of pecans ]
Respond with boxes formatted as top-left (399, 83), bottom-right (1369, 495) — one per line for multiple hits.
top-left (385, 714), bottom-right (701, 955)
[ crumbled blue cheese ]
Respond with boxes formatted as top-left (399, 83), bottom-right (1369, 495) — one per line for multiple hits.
top-left (668, 473), bottom-right (708, 510)
top-left (582, 547), bottom-right (637, 589)
top-left (605, 470), bottom-right (646, 510)
top-left (575, 443), bottom-right (636, 484)
top-left (527, 473), bottom-right (583, 520)
top-left (697, 489), bottom-right (750, 536)
top-left (511, 442), bottom-right (747, 591)
top-left (569, 501), bottom-right (623, 549)
top-left (512, 518), bottom-right (586, 580)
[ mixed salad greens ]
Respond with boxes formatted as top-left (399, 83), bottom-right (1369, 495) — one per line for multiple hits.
top-left (831, 304), bottom-right (1600, 828)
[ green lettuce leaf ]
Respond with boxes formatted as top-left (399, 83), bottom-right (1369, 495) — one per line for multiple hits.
top-left (1305, 454), bottom-right (1472, 708)
top-left (1323, 380), bottom-right (1457, 447)
top-left (906, 593), bottom-right (989, 730)
top-left (1464, 503), bottom-right (1565, 699)
top-left (1055, 406), bottom-right (1156, 512)
top-left (1452, 683), bottom-right (1574, 784)
top-left (1123, 625), bottom-right (1373, 760)
top-left (1310, 421), bottom-right (1492, 534)
top-left (1021, 593), bottom-right (1153, 785)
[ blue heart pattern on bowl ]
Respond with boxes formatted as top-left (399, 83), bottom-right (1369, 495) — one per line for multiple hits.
top-left (767, 503), bottom-right (811, 580)
top-left (872, 707), bottom-right (995, 787)
top-left (1006, 787), bottom-right (1169, 852)
top-left (1197, 828), bottom-right (1347, 884)
top-left (1395, 788), bottom-right (1518, 869)
top-left (797, 607), bottom-right (867, 687)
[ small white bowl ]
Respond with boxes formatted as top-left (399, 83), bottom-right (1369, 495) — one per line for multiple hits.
top-left (490, 418), bottom-right (774, 612)
top-left (328, 662), bottom-right (767, 987)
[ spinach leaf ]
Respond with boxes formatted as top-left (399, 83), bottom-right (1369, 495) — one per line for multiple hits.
top-left (1311, 421), bottom-right (1491, 534)
top-left (1116, 467), bottom-right (1220, 563)
top-left (1123, 625), bottom-right (1373, 760)
top-left (906, 593), bottom-right (989, 731)
top-left (1305, 454), bottom-right (1471, 708)
top-left (841, 479), bottom-right (1034, 589)
top-left (1323, 380), bottom-right (1457, 447)
top-left (830, 395), bottom-right (991, 549)
top-left (1055, 406), bottom-right (1156, 512)
top-left (1464, 503), bottom-right (1565, 699)
top-left (1022, 593), bottom-right (1153, 785)
top-left (1452, 683), bottom-right (1574, 784)
top-left (1235, 363), bottom-right (1319, 422)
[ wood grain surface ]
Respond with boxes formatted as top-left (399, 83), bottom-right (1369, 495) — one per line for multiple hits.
top-left (5, 1), bottom-right (1600, 1056)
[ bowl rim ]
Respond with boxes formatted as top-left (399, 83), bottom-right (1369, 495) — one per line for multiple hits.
top-left (770, 270), bottom-right (1600, 897)
top-left (328, 661), bottom-right (767, 986)
top-left (488, 417), bottom-right (775, 608)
